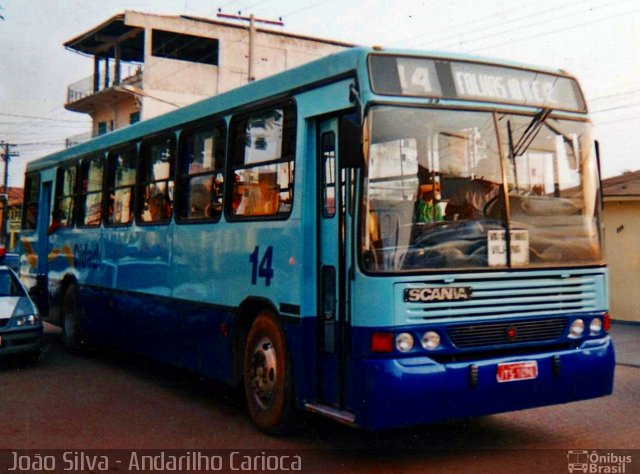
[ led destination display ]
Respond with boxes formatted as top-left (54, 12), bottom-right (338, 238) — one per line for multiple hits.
top-left (369, 54), bottom-right (587, 113)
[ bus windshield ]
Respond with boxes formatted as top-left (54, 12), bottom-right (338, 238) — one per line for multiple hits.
top-left (362, 106), bottom-right (602, 272)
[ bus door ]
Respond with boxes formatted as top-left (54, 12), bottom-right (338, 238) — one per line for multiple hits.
top-left (317, 118), bottom-right (352, 408)
top-left (34, 180), bottom-right (52, 314)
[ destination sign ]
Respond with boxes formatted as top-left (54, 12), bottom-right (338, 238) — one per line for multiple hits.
top-left (369, 54), bottom-right (586, 113)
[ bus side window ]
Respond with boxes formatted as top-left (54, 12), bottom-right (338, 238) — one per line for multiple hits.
top-left (228, 103), bottom-right (296, 218)
top-left (106, 146), bottom-right (136, 226)
top-left (138, 135), bottom-right (175, 224)
top-left (321, 131), bottom-right (336, 218)
top-left (78, 157), bottom-right (104, 227)
top-left (22, 174), bottom-right (41, 230)
top-left (177, 121), bottom-right (226, 221)
top-left (54, 165), bottom-right (77, 228)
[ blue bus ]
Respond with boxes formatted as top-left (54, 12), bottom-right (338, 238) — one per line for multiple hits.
top-left (19, 47), bottom-right (614, 432)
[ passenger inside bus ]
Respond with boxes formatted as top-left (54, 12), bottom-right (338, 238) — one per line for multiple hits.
top-left (146, 194), bottom-right (172, 221)
top-left (47, 209), bottom-right (65, 235)
top-left (415, 182), bottom-right (444, 223)
top-left (235, 173), bottom-right (280, 216)
top-left (25, 203), bottom-right (37, 230)
top-left (445, 158), bottom-right (501, 220)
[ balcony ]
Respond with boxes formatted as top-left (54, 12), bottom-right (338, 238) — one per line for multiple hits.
top-left (65, 64), bottom-right (143, 113)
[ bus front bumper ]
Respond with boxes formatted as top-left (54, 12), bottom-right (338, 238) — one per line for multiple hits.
top-left (353, 336), bottom-right (614, 430)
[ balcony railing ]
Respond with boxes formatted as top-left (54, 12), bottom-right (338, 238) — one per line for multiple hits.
top-left (67, 64), bottom-right (143, 104)
top-left (65, 132), bottom-right (94, 148)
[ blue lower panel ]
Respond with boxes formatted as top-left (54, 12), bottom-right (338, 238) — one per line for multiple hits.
top-left (81, 286), bottom-right (235, 384)
top-left (352, 338), bottom-right (615, 430)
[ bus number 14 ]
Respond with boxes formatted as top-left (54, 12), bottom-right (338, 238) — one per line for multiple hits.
top-left (249, 246), bottom-right (274, 286)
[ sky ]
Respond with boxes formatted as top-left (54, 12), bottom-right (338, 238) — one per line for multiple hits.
top-left (0, 0), bottom-right (639, 187)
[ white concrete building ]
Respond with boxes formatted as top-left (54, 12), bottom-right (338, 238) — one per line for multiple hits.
top-left (64, 11), bottom-right (352, 142)
top-left (602, 170), bottom-right (640, 323)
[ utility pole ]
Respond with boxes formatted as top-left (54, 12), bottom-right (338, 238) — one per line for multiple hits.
top-left (0, 141), bottom-right (18, 247)
top-left (216, 10), bottom-right (284, 83)
top-left (0, 141), bottom-right (18, 192)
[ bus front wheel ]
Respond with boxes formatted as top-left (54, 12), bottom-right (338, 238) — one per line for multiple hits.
top-left (61, 284), bottom-right (85, 352)
top-left (243, 311), bottom-right (294, 433)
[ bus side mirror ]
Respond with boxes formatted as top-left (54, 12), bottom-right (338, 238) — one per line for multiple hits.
top-left (339, 112), bottom-right (364, 169)
top-left (595, 139), bottom-right (604, 211)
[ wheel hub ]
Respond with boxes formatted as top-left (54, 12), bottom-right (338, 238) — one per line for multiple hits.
top-left (249, 336), bottom-right (278, 409)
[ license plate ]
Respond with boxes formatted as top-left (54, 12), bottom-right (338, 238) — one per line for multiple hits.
top-left (496, 361), bottom-right (538, 383)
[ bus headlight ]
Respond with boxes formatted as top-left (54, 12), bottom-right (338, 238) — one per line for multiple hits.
top-left (421, 331), bottom-right (441, 350)
top-left (589, 317), bottom-right (603, 335)
top-left (395, 333), bottom-right (414, 352)
top-left (569, 319), bottom-right (585, 339)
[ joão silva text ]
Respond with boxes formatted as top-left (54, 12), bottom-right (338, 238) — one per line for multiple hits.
top-left (9, 451), bottom-right (303, 471)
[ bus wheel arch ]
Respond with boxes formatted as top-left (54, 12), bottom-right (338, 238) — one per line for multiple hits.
top-left (232, 297), bottom-right (278, 384)
top-left (234, 298), bottom-right (295, 433)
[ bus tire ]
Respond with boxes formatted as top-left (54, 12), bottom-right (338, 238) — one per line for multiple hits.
top-left (61, 284), bottom-right (86, 353)
top-left (243, 311), bottom-right (295, 434)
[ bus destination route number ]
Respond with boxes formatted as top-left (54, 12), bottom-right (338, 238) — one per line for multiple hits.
top-left (249, 246), bottom-right (274, 286)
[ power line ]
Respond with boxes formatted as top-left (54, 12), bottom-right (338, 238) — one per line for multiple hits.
top-left (469, 6), bottom-right (640, 53)
top-left (280, 0), bottom-right (334, 18)
top-left (591, 103), bottom-right (640, 114)
top-left (594, 114), bottom-right (640, 126)
top-left (391, 0), bottom-right (563, 47)
top-left (432, 0), bottom-right (631, 52)
top-left (13, 140), bottom-right (67, 147)
top-left (413, 0), bottom-right (600, 49)
top-left (237, 0), bottom-right (273, 12)
top-left (589, 89), bottom-right (640, 102)
top-left (0, 112), bottom-right (87, 123)
top-left (217, 0), bottom-right (243, 9)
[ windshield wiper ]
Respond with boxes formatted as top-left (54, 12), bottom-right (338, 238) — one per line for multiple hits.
top-left (510, 108), bottom-right (552, 158)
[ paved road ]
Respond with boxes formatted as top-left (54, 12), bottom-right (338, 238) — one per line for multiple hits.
top-left (0, 325), bottom-right (638, 473)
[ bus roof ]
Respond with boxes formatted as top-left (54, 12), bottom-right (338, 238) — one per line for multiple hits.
top-left (26, 46), bottom-right (579, 173)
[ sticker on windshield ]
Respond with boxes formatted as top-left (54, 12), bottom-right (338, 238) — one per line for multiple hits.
top-left (488, 230), bottom-right (529, 267)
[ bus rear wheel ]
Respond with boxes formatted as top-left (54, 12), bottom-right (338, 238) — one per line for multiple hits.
top-left (243, 311), bottom-right (294, 433)
top-left (61, 284), bottom-right (85, 352)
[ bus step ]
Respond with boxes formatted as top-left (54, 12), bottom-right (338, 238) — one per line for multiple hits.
top-left (304, 403), bottom-right (357, 427)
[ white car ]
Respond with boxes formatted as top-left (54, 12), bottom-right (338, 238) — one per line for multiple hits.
top-left (0, 266), bottom-right (43, 363)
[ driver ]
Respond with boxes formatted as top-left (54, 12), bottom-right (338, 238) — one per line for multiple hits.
top-left (445, 158), bottom-right (501, 220)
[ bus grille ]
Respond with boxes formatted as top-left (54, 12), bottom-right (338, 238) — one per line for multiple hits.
top-left (447, 317), bottom-right (568, 348)
top-left (399, 273), bottom-right (603, 323)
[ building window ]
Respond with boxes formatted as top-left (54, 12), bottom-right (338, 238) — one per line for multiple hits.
top-left (106, 146), bottom-right (137, 226)
top-left (177, 121), bottom-right (226, 221)
top-left (229, 103), bottom-right (296, 219)
top-left (130, 112), bottom-right (140, 125)
top-left (98, 122), bottom-right (107, 136)
top-left (79, 157), bottom-right (104, 227)
top-left (138, 135), bottom-right (174, 224)
top-left (22, 174), bottom-right (40, 230)
top-left (54, 165), bottom-right (77, 227)
top-left (151, 29), bottom-right (219, 66)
